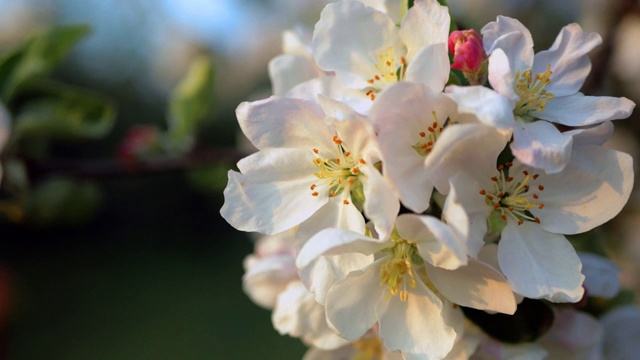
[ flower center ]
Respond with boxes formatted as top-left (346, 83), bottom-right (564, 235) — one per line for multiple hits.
top-left (352, 336), bottom-right (382, 360)
top-left (412, 111), bottom-right (447, 156)
top-left (479, 163), bottom-right (545, 226)
top-left (513, 64), bottom-right (554, 121)
top-left (365, 47), bottom-right (407, 101)
top-left (309, 135), bottom-right (365, 206)
top-left (379, 233), bottom-right (419, 302)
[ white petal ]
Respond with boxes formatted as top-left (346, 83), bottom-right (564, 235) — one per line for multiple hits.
top-left (296, 198), bottom-right (367, 246)
top-left (427, 258), bottom-right (517, 314)
top-left (445, 85), bottom-right (515, 131)
top-left (325, 262), bottom-right (383, 340)
top-left (312, 1), bottom-right (403, 89)
top-left (600, 306), bottom-right (640, 360)
top-left (426, 123), bottom-right (509, 194)
top-left (487, 49), bottom-right (519, 103)
top-left (269, 54), bottom-right (323, 96)
top-left (482, 16), bottom-right (534, 69)
top-left (370, 82), bottom-right (455, 212)
top-left (567, 121), bottom-right (613, 147)
top-left (532, 24), bottom-right (601, 97)
top-left (221, 149), bottom-right (326, 235)
top-left (536, 93), bottom-right (635, 126)
top-left (296, 228), bottom-right (381, 304)
top-left (376, 280), bottom-right (456, 357)
top-left (287, 76), bottom-right (373, 115)
top-left (539, 308), bottom-right (602, 359)
top-left (236, 97), bottom-right (334, 150)
top-left (447, 173), bottom-right (491, 256)
top-left (535, 145), bottom-right (634, 234)
top-left (396, 214), bottom-right (467, 270)
top-left (510, 120), bottom-right (573, 174)
top-left (579, 252), bottom-right (620, 299)
top-left (499, 222), bottom-right (584, 302)
top-left (361, 165), bottom-right (399, 240)
top-left (272, 281), bottom-right (349, 350)
top-left (404, 43), bottom-right (450, 92)
top-left (400, 0), bottom-right (450, 61)
top-left (243, 255), bottom-right (297, 309)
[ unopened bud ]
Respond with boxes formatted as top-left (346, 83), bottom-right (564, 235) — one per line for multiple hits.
top-left (448, 29), bottom-right (488, 85)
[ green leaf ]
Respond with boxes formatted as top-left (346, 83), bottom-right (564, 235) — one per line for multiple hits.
top-left (0, 25), bottom-right (90, 103)
top-left (13, 81), bottom-right (115, 141)
top-left (186, 163), bottom-right (231, 195)
top-left (167, 56), bottom-right (215, 154)
top-left (25, 176), bottom-right (103, 226)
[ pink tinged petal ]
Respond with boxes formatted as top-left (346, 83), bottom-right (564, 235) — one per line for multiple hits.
top-left (404, 43), bottom-right (450, 92)
top-left (295, 199), bottom-right (367, 247)
top-left (370, 82), bottom-right (455, 212)
top-left (330, 111), bottom-right (379, 163)
top-left (268, 54), bottom-right (323, 96)
top-left (296, 228), bottom-right (381, 304)
top-left (236, 97), bottom-right (334, 150)
top-left (243, 255), bottom-right (297, 309)
top-left (361, 166), bottom-right (399, 240)
top-left (400, 0), bottom-right (450, 61)
top-left (579, 252), bottom-right (621, 299)
top-left (510, 120), bottom-right (573, 174)
top-left (396, 214), bottom-right (467, 270)
top-left (426, 258), bottom-right (517, 314)
top-left (220, 149), bottom-right (326, 235)
top-left (317, 94), bottom-right (366, 122)
top-left (426, 123), bottom-right (509, 194)
top-left (535, 145), bottom-right (634, 234)
top-left (325, 262), bottom-right (384, 340)
top-left (499, 222), bottom-right (585, 302)
top-left (272, 281), bottom-right (349, 350)
top-left (539, 308), bottom-right (602, 359)
top-left (600, 306), bottom-right (640, 360)
top-left (536, 93), bottom-right (635, 126)
top-left (376, 280), bottom-right (457, 357)
top-left (566, 121), bottom-right (613, 147)
top-left (287, 76), bottom-right (373, 115)
top-left (487, 48), bottom-right (518, 103)
top-left (532, 24), bottom-right (601, 97)
top-left (445, 85), bottom-right (515, 131)
top-left (312, 1), bottom-right (403, 89)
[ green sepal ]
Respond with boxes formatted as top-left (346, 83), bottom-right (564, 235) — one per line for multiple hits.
top-left (487, 209), bottom-right (506, 236)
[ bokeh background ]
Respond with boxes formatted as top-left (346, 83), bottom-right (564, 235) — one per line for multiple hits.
top-left (0, 0), bottom-right (638, 359)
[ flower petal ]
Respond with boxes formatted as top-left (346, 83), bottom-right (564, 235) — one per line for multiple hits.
top-left (376, 280), bottom-right (457, 357)
top-left (482, 15), bottom-right (534, 70)
top-left (427, 258), bottom-right (517, 314)
top-left (295, 198), bottom-right (367, 245)
top-left (243, 254), bottom-right (297, 309)
top-left (287, 76), bottom-right (372, 115)
top-left (220, 148), bottom-right (326, 235)
top-left (579, 252), bottom-right (620, 299)
top-left (487, 48), bottom-right (519, 103)
top-left (269, 54), bottom-right (323, 96)
top-left (534, 145), bottom-right (634, 234)
top-left (405, 42), bottom-right (450, 92)
top-left (325, 262), bottom-right (383, 340)
top-left (396, 214), bottom-right (467, 270)
top-left (536, 93), bottom-right (635, 126)
top-left (510, 120), bottom-right (573, 174)
top-left (532, 24), bottom-right (601, 97)
top-left (445, 85), bottom-right (515, 131)
top-left (538, 308), bottom-right (602, 359)
top-left (236, 97), bottom-right (334, 150)
top-left (361, 165), bottom-right (399, 240)
top-left (296, 228), bottom-right (381, 304)
top-left (400, 0), bottom-right (450, 61)
top-left (312, 0), bottom-right (403, 89)
top-left (499, 221), bottom-right (584, 302)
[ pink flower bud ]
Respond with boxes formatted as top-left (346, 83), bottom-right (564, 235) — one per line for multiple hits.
top-left (448, 29), bottom-right (487, 84)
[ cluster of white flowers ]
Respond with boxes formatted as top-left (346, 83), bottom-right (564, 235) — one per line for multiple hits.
top-left (221, 0), bottom-right (636, 358)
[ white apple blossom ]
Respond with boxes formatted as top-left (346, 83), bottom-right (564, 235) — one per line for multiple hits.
top-left (481, 16), bottom-right (635, 173)
top-left (310, 0), bottom-right (450, 112)
top-left (243, 230), bottom-right (349, 350)
top-left (370, 81), bottom-right (513, 213)
top-left (220, 95), bottom-right (398, 241)
top-left (440, 129), bottom-right (633, 301)
top-left (297, 211), bottom-right (516, 358)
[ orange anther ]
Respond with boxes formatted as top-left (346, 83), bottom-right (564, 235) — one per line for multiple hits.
top-left (312, 192), bottom-right (319, 196)
top-left (343, 199), bottom-right (350, 205)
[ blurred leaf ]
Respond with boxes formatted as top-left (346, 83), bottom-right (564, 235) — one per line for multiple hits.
top-left (25, 176), bottom-right (103, 226)
top-left (0, 25), bottom-right (90, 103)
top-left (167, 56), bottom-right (215, 153)
top-left (2, 158), bottom-right (29, 194)
top-left (13, 82), bottom-right (115, 142)
top-left (186, 163), bottom-right (229, 195)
